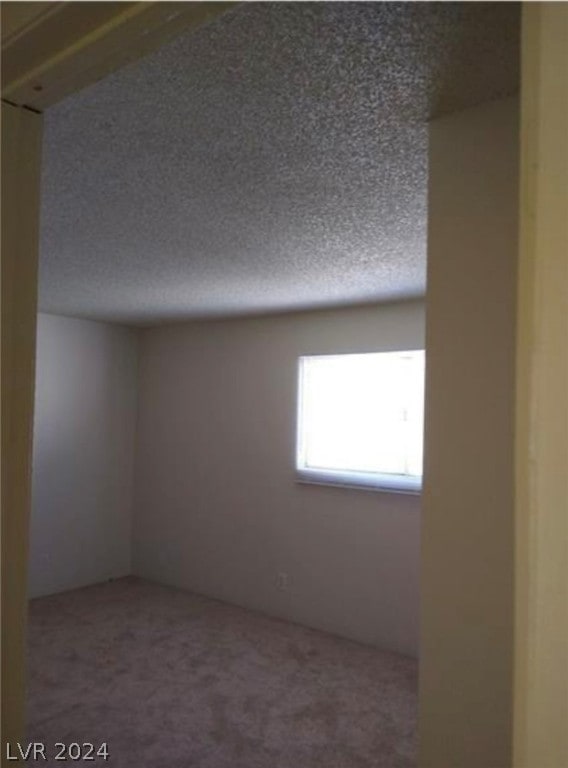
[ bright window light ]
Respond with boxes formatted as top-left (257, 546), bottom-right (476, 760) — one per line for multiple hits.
top-left (296, 351), bottom-right (425, 492)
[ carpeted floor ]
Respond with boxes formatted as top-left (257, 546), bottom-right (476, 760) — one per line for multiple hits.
top-left (27, 577), bottom-right (418, 767)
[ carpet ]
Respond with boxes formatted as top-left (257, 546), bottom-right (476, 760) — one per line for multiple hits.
top-left (27, 576), bottom-right (418, 767)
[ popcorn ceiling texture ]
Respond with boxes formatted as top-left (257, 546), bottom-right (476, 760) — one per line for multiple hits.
top-left (40, 2), bottom-right (519, 326)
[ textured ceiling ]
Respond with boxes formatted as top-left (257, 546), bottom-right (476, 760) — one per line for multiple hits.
top-left (40, 2), bottom-right (520, 326)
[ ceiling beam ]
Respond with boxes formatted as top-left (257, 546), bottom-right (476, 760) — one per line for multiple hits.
top-left (1, 1), bottom-right (235, 111)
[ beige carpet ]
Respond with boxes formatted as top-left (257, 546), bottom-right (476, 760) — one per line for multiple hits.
top-left (27, 577), bottom-right (418, 767)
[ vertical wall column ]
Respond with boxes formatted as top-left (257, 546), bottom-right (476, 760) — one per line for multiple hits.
top-left (514, 5), bottom-right (568, 767)
top-left (1, 101), bottom-right (43, 754)
top-left (419, 98), bottom-right (519, 768)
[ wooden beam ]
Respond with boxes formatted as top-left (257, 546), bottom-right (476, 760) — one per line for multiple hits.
top-left (2, 1), bottom-right (235, 111)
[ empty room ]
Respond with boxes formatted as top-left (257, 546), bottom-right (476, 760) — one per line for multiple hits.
top-left (11, 2), bottom-right (523, 766)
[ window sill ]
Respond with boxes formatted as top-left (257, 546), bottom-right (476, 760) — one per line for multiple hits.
top-left (295, 468), bottom-right (422, 495)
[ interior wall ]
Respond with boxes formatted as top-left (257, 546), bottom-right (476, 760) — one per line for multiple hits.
top-left (514, 5), bottom-right (568, 766)
top-left (29, 313), bottom-right (138, 598)
top-left (1, 100), bottom-right (43, 755)
top-left (419, 97), bottom-right (519, 767)
top-left (133, 300), bottom-right (424, 657)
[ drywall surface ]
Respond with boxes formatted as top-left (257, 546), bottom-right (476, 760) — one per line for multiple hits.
top-left (29, 314), bottom-right (138, 598)
top-left (2, 100), bottom-right (43, 753)
top-left (514, 6), bottom-right (568, 766)
top-left (133, 301), bottom-right (424, 656)
top-left (419, 98), bottom-right (518, 767)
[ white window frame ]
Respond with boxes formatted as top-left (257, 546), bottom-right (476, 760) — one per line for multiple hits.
top-left (295, 351), bottom-right (424, 494)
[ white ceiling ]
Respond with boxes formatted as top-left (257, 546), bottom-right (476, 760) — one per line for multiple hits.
top-left (39, 2), bottom-right (519, 326)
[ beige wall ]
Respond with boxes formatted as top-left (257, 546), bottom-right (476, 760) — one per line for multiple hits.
top-left (419, 97), bottom-right (519, 767)
top-left (514, 5), bottom-right (568, 767)
top-left (29, 314), bottom-right (138, 597)
top-left (1, 100), bottom-right (43, 758)
top-left (133, 300), bottom-right (424, 656)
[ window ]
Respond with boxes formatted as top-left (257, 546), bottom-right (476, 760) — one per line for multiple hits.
top-left (296, 351), bottom-right (425, 493)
